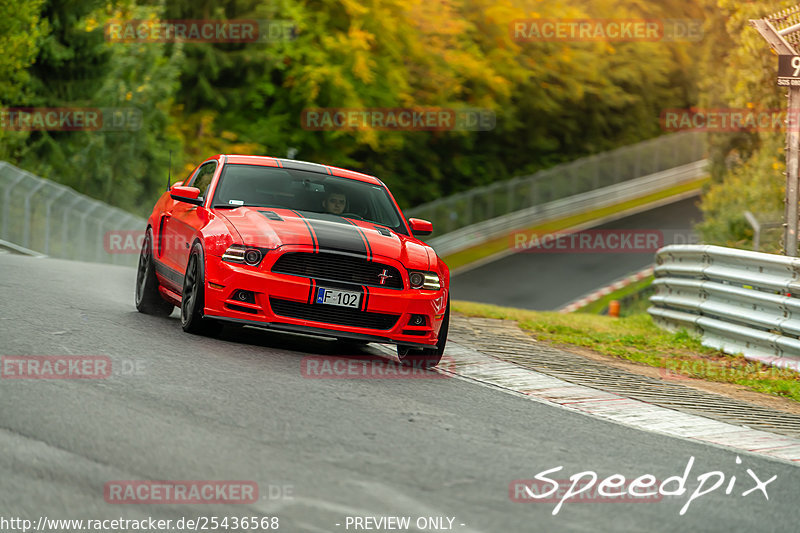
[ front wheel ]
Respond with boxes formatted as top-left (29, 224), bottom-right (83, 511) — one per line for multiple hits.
top-left (135, 228), bottom-right (174, 316)
top-left (397, 298), bottom-right (449, 369)
top-left (181, 243), bottom-right (222, 337)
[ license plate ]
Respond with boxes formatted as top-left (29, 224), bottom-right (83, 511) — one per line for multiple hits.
top-left (315, 287), bottom-right (361, 308)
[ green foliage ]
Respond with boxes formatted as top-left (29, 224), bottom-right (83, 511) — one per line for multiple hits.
top-left (0, 0), bottom-right (49, 161)
top-left (16, 0), bottom-right (185, 214)
top-left (697, 135), bottom-right (784, 251)
top-left (695, 0), bottom-right (799, 250)
top-left (5, 0), bottom-right (709, 214)
top-left (452, 301), bottom-right (800, 402)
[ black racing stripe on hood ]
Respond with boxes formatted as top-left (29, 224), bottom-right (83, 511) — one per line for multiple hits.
top-left (290, 210), bottom-right (318, 252)
top-left (296, 212), bottom-right (369, 256)
top-left (344, 219), bottom-right (372, 261)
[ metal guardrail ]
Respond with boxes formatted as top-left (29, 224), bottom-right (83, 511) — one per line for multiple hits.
top-left (0, 162), bottom-right (145, 266)
top-left (426, 159), bottom-right (708, 257)
top-left (649, 244), bottom-right (800, 367)
top-left (406, 131), bottom-right (706, 239)
top-left (0, 132), bottom-right (705, 269)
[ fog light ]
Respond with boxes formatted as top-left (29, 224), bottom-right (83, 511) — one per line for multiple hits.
top-left (409, 314), bottom-right (427, 326)
top-left (231, 290), bottom-right (256, 304)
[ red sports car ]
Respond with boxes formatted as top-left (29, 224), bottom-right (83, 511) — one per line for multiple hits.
top-left (135, 155), bottom-right (449, 367)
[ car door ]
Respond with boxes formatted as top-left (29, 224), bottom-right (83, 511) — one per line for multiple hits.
top-left (162, 160), bottom-right (218, 277)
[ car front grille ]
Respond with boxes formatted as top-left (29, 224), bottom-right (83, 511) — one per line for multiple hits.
top-left (272, 252), bottom-right (403, 289)
top-left (269, 298), bottom-right (400, 330)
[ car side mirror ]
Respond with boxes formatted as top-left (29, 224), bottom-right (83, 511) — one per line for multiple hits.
top-left (170, 181), bottom-right (184, 188)
top-left (408, 218), bottom-right (433, 236)
top-left (170, 186), bottom-right (203, 206)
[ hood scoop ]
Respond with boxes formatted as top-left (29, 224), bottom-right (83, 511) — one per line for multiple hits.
top-left (259, 210), bottom-right (284, 221)
top-left (373, 225), bottom-right (392, 237)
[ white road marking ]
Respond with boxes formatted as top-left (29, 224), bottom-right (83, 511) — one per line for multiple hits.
top-left (376, 341), bottom-right (800, 465)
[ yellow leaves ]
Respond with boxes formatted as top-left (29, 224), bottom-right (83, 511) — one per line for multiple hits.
top-left (346, 26), bottom-right (376, 83)
top-left (229, 142), bottom-right (262, 155)
top-left (125, 91), bottom-right (132, 101)
top-left (351, 54), bottom-right (374, 83)
top-left (339, 0), bottom-right (370, 17)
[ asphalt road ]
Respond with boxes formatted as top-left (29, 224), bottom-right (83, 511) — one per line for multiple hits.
top-left (1, 252), bottom-right (798, 532)
top-left (451, 196), bottom-right (702, 310)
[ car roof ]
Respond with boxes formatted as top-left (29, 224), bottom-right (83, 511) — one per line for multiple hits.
top-left (221, 155), bottom-right (383, 186)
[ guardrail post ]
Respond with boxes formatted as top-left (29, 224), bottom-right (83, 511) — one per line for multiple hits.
top-left (43, 187), bottom-right (69, 254)
top-left (528, 177), bottom-right (539, 206)
top-left (22, 180), bottom-right (46, 248)
top-left (506, 179), bottom-right (516, 213)
top-left (593, 157), bottom-right (600, 189)
top-left (95, 209), bottom-right (118, 263)
top-left (2, 171), bottom-right (26, 241)
top-left (79, 203), bottom-right (104, 260)
top-left (62, 196), bottom-right (84, 259)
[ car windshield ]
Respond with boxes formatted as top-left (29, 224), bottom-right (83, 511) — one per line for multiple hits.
top-left (212, 164), bottom-right (407, 234)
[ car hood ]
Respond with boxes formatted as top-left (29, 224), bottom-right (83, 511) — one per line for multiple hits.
top-left (215, 207), bottom-right (432, 268)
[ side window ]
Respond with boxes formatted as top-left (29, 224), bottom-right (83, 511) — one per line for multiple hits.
top-left (189, 162), bottom-right (218, 199)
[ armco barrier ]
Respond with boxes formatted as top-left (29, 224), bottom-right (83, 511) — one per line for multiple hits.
top-left (406, 131), bottom-right (706, 239)
top-left (0, 162), bottom-right (145, 266)
top-left (649, 244), bottom-right (800, 367)
top-left (425, 159), bottom-right (707, 257)
top-left (1, 131), bottom-right (706, 269)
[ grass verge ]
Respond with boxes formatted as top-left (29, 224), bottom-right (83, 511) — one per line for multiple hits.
top-left (452, 300), bottom-right (800, 402)
top-left (575, 275), bottom-right (654, 315)
top-left (442, 177), bottom-right (708, 271)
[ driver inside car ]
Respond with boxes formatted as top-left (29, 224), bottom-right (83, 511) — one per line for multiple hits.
top-left (322, 187), bottom-right (347, 215)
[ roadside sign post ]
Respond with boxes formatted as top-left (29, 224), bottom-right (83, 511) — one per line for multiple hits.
top-left (751, 16), bottom-right (800, 255)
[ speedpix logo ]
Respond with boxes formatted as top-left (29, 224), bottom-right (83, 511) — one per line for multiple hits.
top-left (511, 456), bottom-right (777, 516)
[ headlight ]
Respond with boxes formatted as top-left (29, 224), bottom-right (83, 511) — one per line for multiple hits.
top-left (409, 270), bottom-right (440, 290)
top-left (222, 245), bottom-right (265, 266)
top-left (244, 249), bottom-right (262, 265)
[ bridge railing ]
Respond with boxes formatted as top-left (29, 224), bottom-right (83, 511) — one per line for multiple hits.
top-left (649, 244), bottom-right (800, 366)
top-left (405, 131), bottom-right (706, 239)
top-left (0, 162), bottom-right (145, 266)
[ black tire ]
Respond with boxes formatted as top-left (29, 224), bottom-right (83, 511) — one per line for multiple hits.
top-left (135, 229), bottom-right (174, 316)
top-left (397, 297), bottom-right (449, 369)
top-left (181, 243), bottom-right (222, 336)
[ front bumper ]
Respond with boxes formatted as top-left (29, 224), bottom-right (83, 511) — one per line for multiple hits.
top-left (203, 248), bottom-right (447, 347)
